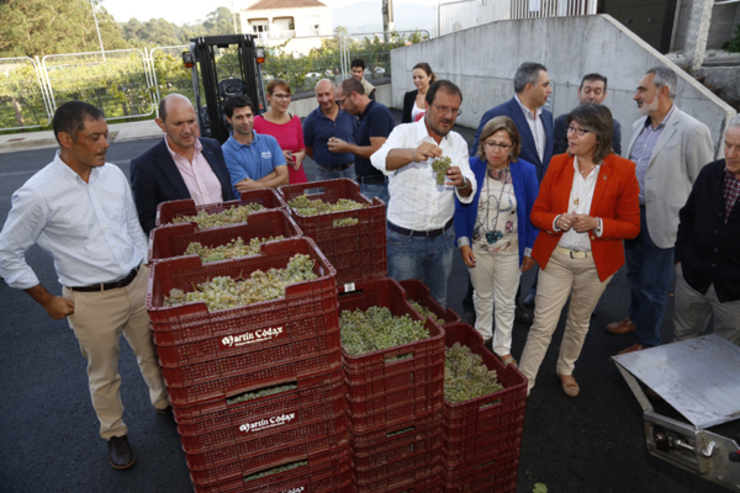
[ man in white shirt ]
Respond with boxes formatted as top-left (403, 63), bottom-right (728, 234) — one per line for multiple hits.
top-left (0, 102), bottom-right (169, 470)
top-left (371, 80), bottom-right (475, 308)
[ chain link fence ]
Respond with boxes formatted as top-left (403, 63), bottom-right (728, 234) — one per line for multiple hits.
top-left (0, 57), bottom-right (52, 131)
top-left (346, 31), bottom-right (430, 82)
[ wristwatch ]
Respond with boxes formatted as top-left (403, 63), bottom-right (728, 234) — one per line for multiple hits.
top-left (456, 176), bottom-right (469, 190)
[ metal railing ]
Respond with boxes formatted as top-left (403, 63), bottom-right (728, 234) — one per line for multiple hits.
top-left (439, 0), bottom-right (597, 35)
top-left (0, 57), bottom-right (53, 131)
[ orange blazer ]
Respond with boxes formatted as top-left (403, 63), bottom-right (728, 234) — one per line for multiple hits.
top-left (531, 153), bottom-right (641, 281)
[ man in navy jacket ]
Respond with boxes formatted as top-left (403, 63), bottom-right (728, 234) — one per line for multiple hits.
top-left (130, 94), bottom-right (234, 235)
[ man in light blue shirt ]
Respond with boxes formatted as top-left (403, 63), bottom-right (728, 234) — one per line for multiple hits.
top-left (222, 96), bottom-right (288, 197)
top-left (0, 101), bottom-right (169, 470)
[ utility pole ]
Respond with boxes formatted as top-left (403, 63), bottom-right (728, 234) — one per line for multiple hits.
top-left (232, 2), bottom-right (240, 34)
top-left (90, 0), bottom-right (105, 61)
top-left (382, 0), bottom-right (395, 43)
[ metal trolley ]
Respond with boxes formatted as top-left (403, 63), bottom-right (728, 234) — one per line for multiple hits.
top-left (612, 335), bottom-right (740, 491)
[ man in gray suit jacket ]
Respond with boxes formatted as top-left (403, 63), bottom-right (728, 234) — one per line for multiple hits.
top-left (607, 66), bottom-right (714, 354)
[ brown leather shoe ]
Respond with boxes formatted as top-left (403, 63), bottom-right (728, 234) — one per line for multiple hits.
top-left (617, 343), bottom-right (645, 355)
top-left (606, 317), bottom-right (635, 334)
top-left (108, 435), bottom-right (135, 469)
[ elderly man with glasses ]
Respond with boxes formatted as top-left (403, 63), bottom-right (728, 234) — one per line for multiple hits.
top-left (371, 80), bottom-right (476, 308)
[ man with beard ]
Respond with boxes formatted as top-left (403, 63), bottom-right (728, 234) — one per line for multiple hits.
top-left (608, 66), bottom-right (714, 354)
top-left (130, 94), bottom-right (234, 235)
top-left (303, 79), bottom-right (358, 180)
top-left (371, 80), bottom-right (476, 308)
top-left (221, 95), bottom-right (288, 196)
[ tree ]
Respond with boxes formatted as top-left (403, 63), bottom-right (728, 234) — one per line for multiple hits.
top-left (0, 0), bottom-right (127, 57)
top-left (202, 7), bottom-right (237, 36)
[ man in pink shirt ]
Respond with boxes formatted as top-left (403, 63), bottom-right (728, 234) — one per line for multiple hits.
top-left (130, 94), bottom-right (235, 234)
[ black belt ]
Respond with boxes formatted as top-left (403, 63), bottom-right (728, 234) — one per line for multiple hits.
top-left (317, 162), bottom-right (353, 171)
top-left (387, 218), bottom-right (454, 238)
top-left (69, 266), bottom-right (140, 292)
top-left (356, 175), bottom-right (386, 186)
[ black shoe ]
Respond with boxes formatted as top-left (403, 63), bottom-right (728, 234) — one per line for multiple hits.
top-left (155, 405), bottom-right (173, 417)
top-left (522, 292), bottom-right (536, 308)
top-left (516, 306), bottom-right (533, 324)
top-left (108, 435), bottom-right (135, 469)
top-left (461, 310), bottom-right (476, 326)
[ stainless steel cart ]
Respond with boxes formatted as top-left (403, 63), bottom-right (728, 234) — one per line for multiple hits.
top-left (612, 335), bottom-right (740, 491)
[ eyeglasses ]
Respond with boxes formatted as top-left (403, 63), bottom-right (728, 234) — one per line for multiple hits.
top-left (432, 104), bottom-right (462, 117)
top-left (272, 93), bottom-right (291, 100)
top-left (484, 141), bottom-right (512, 150)
top-left (336, 97), bottom-right (347, 107)
top-left (567, 126), bottom-right (590, 136)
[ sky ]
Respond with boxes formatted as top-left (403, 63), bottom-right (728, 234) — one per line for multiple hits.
top-left (101, 0), bottom-right (433, 26)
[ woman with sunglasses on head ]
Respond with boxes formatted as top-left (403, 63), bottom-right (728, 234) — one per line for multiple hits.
top-left (454, 116), bottom-right (539, 367)
top-left (254, 79), bottom-right (308, 183)
top-left (519, 104), bottom-right (640, 397)
top-left (402, 62), bottom-right (436, 124)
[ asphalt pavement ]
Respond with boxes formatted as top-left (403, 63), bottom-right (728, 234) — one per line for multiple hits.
top-left (0, 115), bottom-right (728, 493)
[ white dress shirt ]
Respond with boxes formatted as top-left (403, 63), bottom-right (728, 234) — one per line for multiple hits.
top-left (515, 94), bottom-right (546, 163)
top-left (557, 157), bottom-right (602, 251)
top-left (0, 152), bottom-right (147, 289)
top-left (371, 120), bottom-right (476, 231)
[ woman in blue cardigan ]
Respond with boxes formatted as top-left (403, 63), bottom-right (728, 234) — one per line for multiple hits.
top-left (455, 116), bottom-right (539, 366)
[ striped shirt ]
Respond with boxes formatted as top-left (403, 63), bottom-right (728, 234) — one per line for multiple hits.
top-left (724, 169), bottom-right (740, 223)
top-left (0, 152), bottom-right (147, 290)
top-left (515, 94), bottom-right (546, 163)
top-left (630, 105), bottom-right (676, 205)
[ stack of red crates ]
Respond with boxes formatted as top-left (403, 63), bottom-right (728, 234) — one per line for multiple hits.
top-left (440, 323), bottom-right (528, 493)
top-left (146, 205), bottom-right (352, 493)
top-left (278, 179), bottom-right (387, 285)
top-left (339, 278), bottom-right (446, 492)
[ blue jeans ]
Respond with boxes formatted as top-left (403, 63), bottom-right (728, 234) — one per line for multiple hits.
top-left (359, 182), bottom-right (389, 204)
top-left (625, 208), bottom-right (675, 347)
top-left (314, 164), bottom-right (356, 181)
top-left (386, 224), bottom-right (455, 308)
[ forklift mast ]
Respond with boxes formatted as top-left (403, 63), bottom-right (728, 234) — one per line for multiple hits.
top-left (185, 34), bottom-right (267, 144)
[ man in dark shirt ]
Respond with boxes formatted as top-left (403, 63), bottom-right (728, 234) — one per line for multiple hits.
top-left (553, 73), bottom-right (622, 156)
top-left (303, 79), bottom-right (358, 181)
top-left (328, 78), bottom-right (395, 202)
top-left (673, 116), bottom-right (740, 345)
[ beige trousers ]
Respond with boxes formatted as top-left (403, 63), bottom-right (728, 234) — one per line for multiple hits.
top-left (63, 265), bottom-right (168, 439)
top-left (519, 249), bottom-right (613, 393)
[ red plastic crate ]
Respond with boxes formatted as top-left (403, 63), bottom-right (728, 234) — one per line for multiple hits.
top-left (400, 279), bottom-right (461, 325)
top-left (155, 189), bottom-right (287, 229)
top-left (351, 411), bottom-right (441, 471)
top-left (173, 367), bottom-right (344, 423)
top-left (192, 442), bottom-right (352, 493)
top-left (440, 446), bottom-right (520, 493)
top-left (160, 329), bottom-right (341, 388)
top-left (146, 237), bottom-right (337, 340)
top-left (352, 446), bottom-right (441, 491)
top-left (441, 323), bottom-right (527, 442)
top-left (148, 209), bottom-right (302, 263)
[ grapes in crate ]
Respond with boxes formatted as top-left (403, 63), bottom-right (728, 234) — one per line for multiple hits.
top-left (287, 195), bottom-right (367, 227)
top-left (171, 203), bottom-right (265, 228)
top-left (340, 306), bottom-right (429, 356)
top-left (444, 342), bottom-right (503, 404)
top-left (164, 254), bottom-right (317, 310)
top-left (409, 300), bottom-right (441, 324)
top-left (184, 236), bottom-right (285, 263)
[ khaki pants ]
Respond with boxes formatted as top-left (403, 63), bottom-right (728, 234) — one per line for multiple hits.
top-left (519, 248), bottom-right (613, 393)
top-left (63, 265), bottom-right (168, 439)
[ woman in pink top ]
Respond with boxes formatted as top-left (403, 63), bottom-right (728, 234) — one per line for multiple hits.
top-left (254, 79), bottom-right (308, 183)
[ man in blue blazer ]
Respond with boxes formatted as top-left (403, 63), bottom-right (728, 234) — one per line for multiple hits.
top-left (465, 63), bottom-right (554, 323)
top-left (130, 94), bottom-right (235, 235)
top-left (472, 62), bottom-right (554, 183)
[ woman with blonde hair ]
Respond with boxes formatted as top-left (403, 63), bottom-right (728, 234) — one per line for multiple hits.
top-left (455, 116), bottom-right (539, 366)
top-left (254, 79), bottom-right (308, 183)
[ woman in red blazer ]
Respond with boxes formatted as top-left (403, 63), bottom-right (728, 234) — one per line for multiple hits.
top-left (519, 105), bottom-right (640, 397)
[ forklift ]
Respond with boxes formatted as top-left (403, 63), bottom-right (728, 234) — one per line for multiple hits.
top-left (181, 34), bottom-right (268, 144)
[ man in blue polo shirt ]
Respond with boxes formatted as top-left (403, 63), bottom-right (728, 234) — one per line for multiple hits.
top-left (222, 96), bottom-right (288, 197)
top-left (303, 79), bottom-right (358, 181)
top-left (328, 78), bottom-right (394, 202)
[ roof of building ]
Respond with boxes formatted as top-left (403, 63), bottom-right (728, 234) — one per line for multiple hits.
top-left (246, 0), bottom-right (327, 10)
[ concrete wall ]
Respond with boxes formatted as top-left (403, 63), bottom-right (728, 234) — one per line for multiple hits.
top-left (390, 14), bottom-right (736, 158)
top-left (673, 0), bottom-right (740, 52)
top-left (286, 80), bottom-right (392, 119)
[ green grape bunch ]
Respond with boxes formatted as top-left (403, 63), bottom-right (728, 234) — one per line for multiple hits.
top-left (409, 300), bottom-right (441, 324)
top-left (431, 156), bottom-right (452, 185)
top-left (184, 235), bottom-right (285, 263)
top-left (340, 306), bottom-right (429, 356)
top-left (227, 382), bottom-right (298, 406)
top-left (171, 203), bottom-right (265, 228)
top-left (163, 253), bottom-right (317, 310)
top-left (243, 459), bottom-right (307, 483)
top-left (444, 342), bottom-right (504, 404)
top-left (287, 195), bottom-right (366, 227)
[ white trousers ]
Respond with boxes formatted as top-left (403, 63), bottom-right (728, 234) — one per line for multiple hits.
top-left (468, 244), bottom-right (520, 357)
top-left (673, 263), bottom-right (740, 346)
top-left (519, 248), bottom-right (613, 393)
